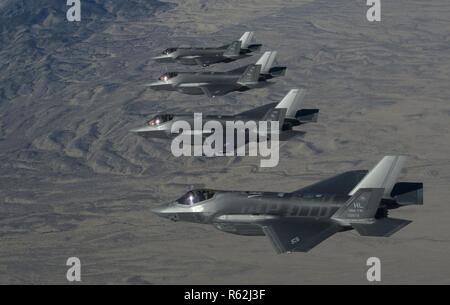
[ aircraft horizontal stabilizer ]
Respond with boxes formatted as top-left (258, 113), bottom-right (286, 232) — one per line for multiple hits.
top-left (268, 66), bottom-right (287, 77)
top-left (391, 182), bottom-right (423, 206)
top-left (296, 109), bottom-right (319, 123)
top-left (352, 218), bottom-right (412, 237)
top-left (247, 44), bottom-right (262, 51)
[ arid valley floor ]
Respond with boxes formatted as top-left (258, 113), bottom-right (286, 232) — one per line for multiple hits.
top-left (0, 0), bottom-right (449, 284)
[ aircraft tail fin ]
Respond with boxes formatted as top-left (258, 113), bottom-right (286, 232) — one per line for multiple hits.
top-left (256, 51), bottom-right (278, 74)
top-left (275, 89), bottom-right (319, 127)
top-left (237, 64), bottom-right (261, 86)
top-left (352, 218), bottom-right (412, 237)
top-left (223, 40), bottom-right (242, 58)
top-left (275, 89), bottom-right (306, 119)
top-left (332, 187), bottom-right (412, 237)
top-left (239, 31), bottom-right (254, 49)
top-left (236, 51), bottom-right (284, 84)
top-left (259, 108), bottom-right (287, 134)
top-left (332, 188), bottom-right (384, 223)
top-left (349, 156), bottom-right (408, 198)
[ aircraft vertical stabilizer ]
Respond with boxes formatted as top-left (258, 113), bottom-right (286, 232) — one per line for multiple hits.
top-left (256, 51), bottom-right (277, 74)
top-left (275, 89), bottom-right (306, 119)
top-left (349, 156), bottom-right (407, 197)
top-left (223, 41), bottom-right (242, 58)
top-left (239, 31), bottom-right (254, 49)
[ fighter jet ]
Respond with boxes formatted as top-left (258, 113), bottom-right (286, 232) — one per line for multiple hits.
top-left (130, 89), bottom-right (318, 146)
top-left (152, 156), bottom-right (423, 253)
top-left (152, 32), bottom-right (262, 66)
top-left (146, 51), bottom-right (287, 97)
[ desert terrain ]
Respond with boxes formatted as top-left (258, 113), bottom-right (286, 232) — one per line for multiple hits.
top-left (0, 0), bottom-right (449, 284)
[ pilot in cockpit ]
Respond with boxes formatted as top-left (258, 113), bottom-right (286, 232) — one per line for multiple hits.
top-left (162, 48), bottom-right (177, 55)
top-left (158, 72), bottom-right (178, 82)
top-left (177, 190), bottom-right (215, 205)
top-left (147, 114), bottom-right (174, 126)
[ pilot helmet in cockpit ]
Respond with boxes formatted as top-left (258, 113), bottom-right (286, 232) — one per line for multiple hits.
top-left (162, 48), bottom-right (177, 55)
top-left (147, 114), bottom-right (174, 126)
top-left (159, 72), bottom-right (178, 82)
top-left (177, 190), bottom-right (215, 205)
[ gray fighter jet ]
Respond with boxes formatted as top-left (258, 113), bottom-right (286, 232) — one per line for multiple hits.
top-left (130, 89), bottom-right (318, 146)
top-left (152, 32), bottom-right (262, 66)
top-left (152, 156), bottom-right (423, 253)
top-left (146, 51), bottom-right (287, 97)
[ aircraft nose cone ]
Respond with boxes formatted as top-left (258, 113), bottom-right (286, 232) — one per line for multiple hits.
top-left (145, 81), bottom-right (162, 87)
top-left (152, 205), bottom-right (179, 221)
top-left (151, 206), bottom-right (167, 217)
top-left (152, 55), bottom-right (174, 63)
top-left (145, 80), bottom-right (173, 89)
top-left (130, 126), bottom-right (155, 133)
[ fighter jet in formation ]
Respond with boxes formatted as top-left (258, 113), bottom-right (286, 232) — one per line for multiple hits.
top-left (153, 32), bottom-right (262, 66)
top-left (146, 51), bottom-right (287, 97)
top-left (130, 89), bottom-right (318, 144)
top-left (152, 156), bottom-right (423, 253)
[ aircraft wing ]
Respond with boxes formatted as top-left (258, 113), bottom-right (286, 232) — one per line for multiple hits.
top-left (179, 56), bottom-right (222, 66)
top-left (178, 83), bottom-right (235, 97)
top-left (237, 103), bottom-right (277, 119)
top-left (181, 129), bottom-right (214, 137)
top-left (227, 65), bottom-right (251, 74)
top-left (177, 55), bottom-right (201, 65)
top-left (200, 85), bottom-right (236, 97)
top-left (259, 218), bottom-right (341, 253)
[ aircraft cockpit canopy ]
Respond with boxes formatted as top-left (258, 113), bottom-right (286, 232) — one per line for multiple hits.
top-left (162, 48), bottom-right (177, 55)
top-left (177, 190), bottom-right (215, 205)
top-left (147, 114), bottom-right (174, 126)
top-left (159, 72), bottom-right (178, 81)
